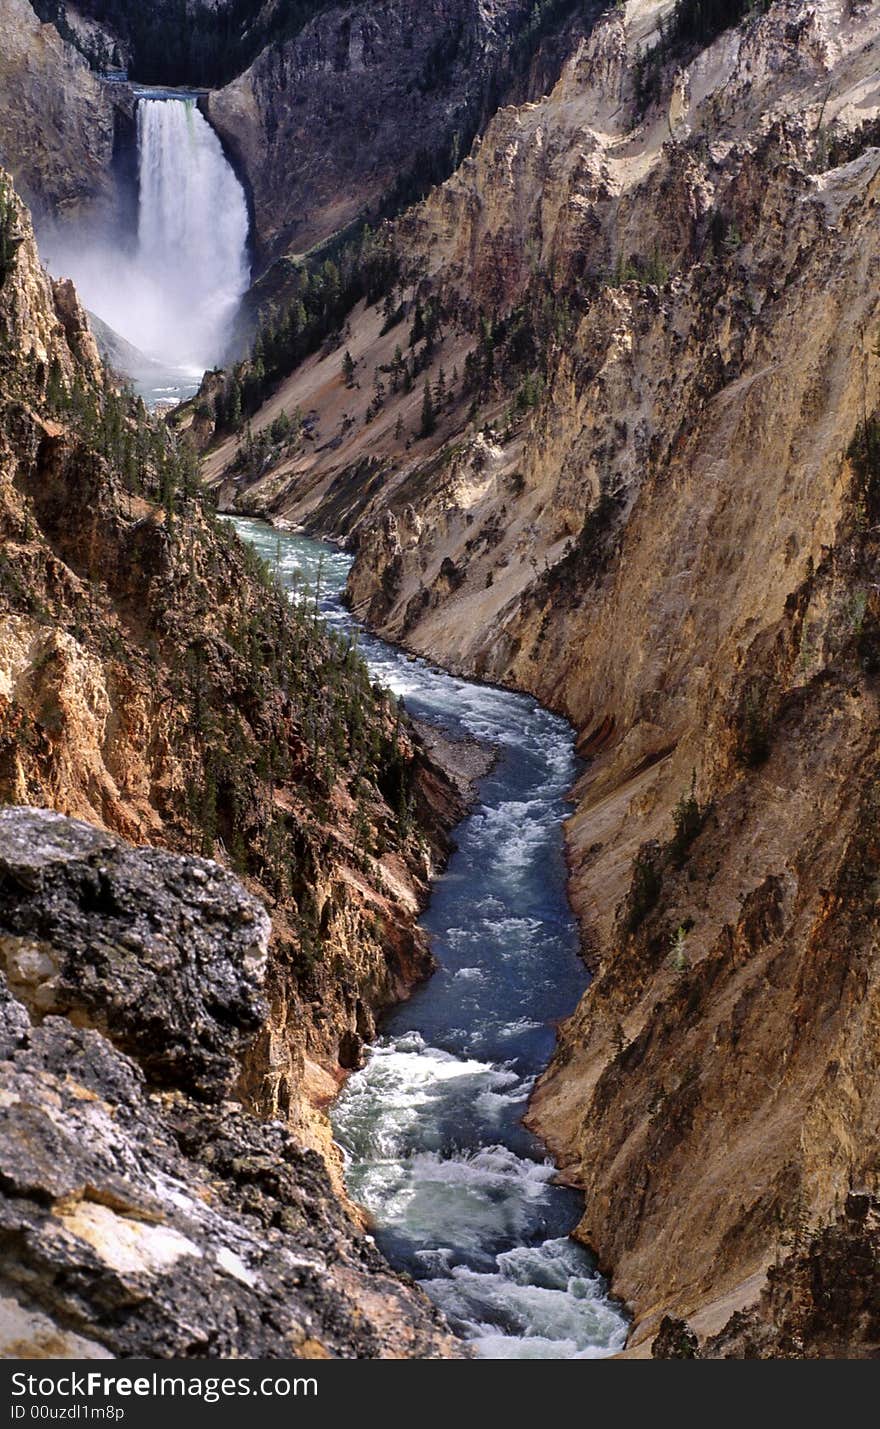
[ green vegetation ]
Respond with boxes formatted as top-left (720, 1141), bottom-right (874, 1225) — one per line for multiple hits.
top-left (215, 230), bottom-right (401, 432)
top-left (738, 680), bottom-right (772, 767)
top-left (848, 415), bottom-right (880, 524)
top-left (668, 925), bottom-right (691, 975)
top-left (671, 772), bottom-right (707, 866)
top-left (1, 346), bottom-right (423, 925)
top-left (419, 379), bottom-right (436, 439)
top-left (603, 248), bottom-right (670, 288)
top-left (626, 844), bottom-right (663, 933)
top-left (462, 277), bottom-right (583, 409)
top-left (825, 116), bottom-right (880, 171)
top-left (171, 525), bottom-right (419, 895)
top-left (845, 415), bottom-right (880, 675)
top-left (40, 360), bottom-right (199, 522)
top-left (230, 409), bottom-right (303, 481)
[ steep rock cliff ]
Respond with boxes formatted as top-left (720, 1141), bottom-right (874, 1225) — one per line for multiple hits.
top-left (206, 0), bottom-right (592, 267)
top-left (204, 0), bottom-right (880, 1349)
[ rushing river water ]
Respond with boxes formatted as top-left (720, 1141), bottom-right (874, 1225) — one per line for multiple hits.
top-left (232, 517), bottom-right (628, 1360)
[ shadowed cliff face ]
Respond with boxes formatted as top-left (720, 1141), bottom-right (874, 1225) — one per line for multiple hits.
top-left (0, 808), bottom-right (460, 1359)
top-left (206, 0), bottom-right (590, 267)
top-left (0, 0), bottom-right (128, 228)
top-left (50, 0), bottom-right (339, 87)
top-left (203, 0), bottom-right (880, 1350)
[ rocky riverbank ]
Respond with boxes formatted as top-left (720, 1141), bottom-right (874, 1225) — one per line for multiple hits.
top-left (0, 807), bottom-right (461, 1358)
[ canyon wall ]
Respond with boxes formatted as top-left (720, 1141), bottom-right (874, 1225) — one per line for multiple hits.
top-left (1, 1), bottom-right (596, 314)
top-left (206, 0), bottom-right (880, 1352)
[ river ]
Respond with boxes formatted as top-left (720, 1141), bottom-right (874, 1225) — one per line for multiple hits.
top-left (231, 516), bottom-right (628, 1360)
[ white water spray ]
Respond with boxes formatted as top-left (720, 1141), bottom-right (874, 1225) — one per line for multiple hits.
top-left (43, 96), bottom-right (250, 389)
top-left (133, 98), bottom-right (250, 371)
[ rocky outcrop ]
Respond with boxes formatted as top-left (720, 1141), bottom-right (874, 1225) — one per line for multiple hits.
top-left (0, 808), bottom-right (459, 1359)
top-left (204, 0), bottom-right (880, 1351)
top-left (0, 807), bottom-right (270, 1102)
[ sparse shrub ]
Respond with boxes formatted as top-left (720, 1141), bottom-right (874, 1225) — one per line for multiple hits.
top-left (668, 925), bottom-right (691, 974)
top-left (848, 415), bottom-right (880, 524)
top-left (604, 248), bottom-right (670, 288)
top-left (419, 378), bottom-right (436, 438)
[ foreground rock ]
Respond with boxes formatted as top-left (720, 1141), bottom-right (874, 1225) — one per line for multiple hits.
top-left (0, 807), bottom-right (271, 1102)
top-left (0, 808), bottom-right (461, 1359)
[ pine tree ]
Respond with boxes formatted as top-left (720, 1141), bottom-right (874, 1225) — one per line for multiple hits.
top-left (228, 378), bottom-right (243, 430)
top-left (419, 379), bottom-right (436, 439)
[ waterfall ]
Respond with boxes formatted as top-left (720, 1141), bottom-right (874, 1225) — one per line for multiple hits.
top-left (43, 95), bottom-right (250, 390)
top-left (134, 98), bottom-right (250, 372)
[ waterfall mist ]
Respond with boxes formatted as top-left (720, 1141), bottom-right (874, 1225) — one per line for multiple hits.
top-left (43, 98), bottom-right (250, 386)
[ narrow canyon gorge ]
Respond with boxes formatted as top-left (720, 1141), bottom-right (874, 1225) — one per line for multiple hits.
top-left (0, 0), bottom-right (878, 1365)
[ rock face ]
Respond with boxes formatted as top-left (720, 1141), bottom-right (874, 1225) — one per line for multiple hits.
top-left (656, 1195), bottom-right (880, 1359)
top-left (205, 0), bottom-right (880, 1352)
top-left (0, 807), bottom-right (270, 1102)
top-left (207, 0), bottom-right (567, 265)
top-left (0, 808), bottom-right (459, 1359)
top-left (0, 165), bottom-right (462, 1231)
top-left (1, 0), bottom-right (593, 299)
top-left (0, 0), bottom-right (124, 227)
